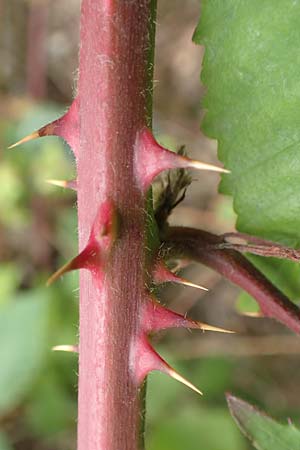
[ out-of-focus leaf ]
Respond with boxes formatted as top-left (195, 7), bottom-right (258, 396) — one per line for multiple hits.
top-left (0, 291), bottom-right (50, 415)
top-left (147, 355), bottom-right (244, 449)
top-left (236, 292), bottom-right (260, 315)
top-left (0, 433), bottom-right (13, 450)
top-left (227, 394), bottom-right (300, 450)
top-left (147, 405), bottom-right (246, 450)
top-left (193, 357), bottom-right (235, 398)
top-left (0, 264), bottom-right (20, 305)
top-left (0, 162), bottom-right (26, 226)
top-left (147, 367), bottom-right (182, 423)
top-left (25, 371), bottom-right (76, 436)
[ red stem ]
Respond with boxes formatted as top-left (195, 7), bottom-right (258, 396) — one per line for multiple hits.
top-left (76, 2), bottom-right (154, 449)
top-left (163, 227), bottom-right (300, 333)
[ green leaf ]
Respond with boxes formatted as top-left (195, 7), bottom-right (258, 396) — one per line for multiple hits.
top-left (227, 394), bottom-right (300, 450)
top-left (0, 291), bottom-right (49, 415)
top-left (236, 291), bottom-right (260, 315)
top-left (194, 1), bottom-right (300, 243)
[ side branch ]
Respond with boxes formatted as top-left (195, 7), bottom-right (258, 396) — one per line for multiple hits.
top-left (162, 227), bottom-right (300, 334)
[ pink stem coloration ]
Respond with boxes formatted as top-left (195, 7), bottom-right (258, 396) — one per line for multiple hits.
top-left (76, 2), bottom-right (155, 450)
top-left (163, 227), bottom-right (300, 333)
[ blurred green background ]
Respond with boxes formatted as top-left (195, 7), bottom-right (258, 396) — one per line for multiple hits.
top-left (1, 1), bottom-right (300, 449)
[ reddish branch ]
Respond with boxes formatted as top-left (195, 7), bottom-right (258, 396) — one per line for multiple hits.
top-left (163, 227), bottom-right (300, 333)
top-left (218, 231), bottom-right (300, 262)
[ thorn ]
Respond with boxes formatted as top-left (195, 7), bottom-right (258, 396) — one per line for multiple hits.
top-left (142, 298), bottom-right (235, 334)
top-left (132, 333), bottom-right (202, 394)
top-left (166, 366), bottom-right (202, 395)
top-left (46, 235), bottom-right (106, 286)
top-left (135, 128), bottom-right (229, 191)
top-left (46, 179), bottom-right (77, 191)
top-left (46, 199), bottom-right (118, 285)
top-left (52, 344), bottom-right (78, 353)
top-left (46, 256), bottom-right (83, 286)
top-left (153, 260), bottom-right (208, 291)
top-left (238, 311), bottom-right (263, 318)
top-left (199, 323), bottom-right (235, 333)
top-left (184, 158), bottom-right (230, 174)
top-left (8, 131), bottom-right (40, 149)
top-left (178, 279), bottom-right (208, 290)
top-left (8, 98), bottom-right (79, 155)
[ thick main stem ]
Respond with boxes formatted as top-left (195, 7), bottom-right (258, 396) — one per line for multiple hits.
top-left (77, 2), bottom-right (154, 450)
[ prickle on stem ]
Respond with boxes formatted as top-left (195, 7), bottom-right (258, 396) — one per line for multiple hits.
top-left (141, 297), bottom-right (235, 334)
top-left (8, 98), bottom-right (79, 156)
top-left (131, 333), bottom-right (203, 395)
top-left (153, 259), bottom-right (208, 291)
top-left (46, 179), bottom-right (77, 191)
top-left (134, 127), bottom-right (229, 191)
top-left (47, 199), bottom-right (118, 285)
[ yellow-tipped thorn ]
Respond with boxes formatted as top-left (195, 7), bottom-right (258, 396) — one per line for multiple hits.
top-left (8, 131), bottom-right (40, 149)
top-left (198, 322), bottom-right (235, 334)
top-left (46, 260), bottom-right (75, 286)
top-left (46, 179), bottom-right (77, 190)
top-left (239, 311), bottom-right (263, 318)
top-left (52, 345), bottom-right (78, 353)
top-left (188, 159), bottom-right (230, 174)
top-left (178, 278), bottom-right (208, 291)
top-left (46, 179), bottom-right (69, 188)
top-left (167, 366), bottom-right (203, 395)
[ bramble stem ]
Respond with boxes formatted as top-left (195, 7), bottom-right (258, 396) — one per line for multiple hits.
top-left (76, 2), bottom-right (156, 449)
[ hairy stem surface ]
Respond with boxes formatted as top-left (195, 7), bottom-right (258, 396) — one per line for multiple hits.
top-left (77, 2), bottom-right (155, 449)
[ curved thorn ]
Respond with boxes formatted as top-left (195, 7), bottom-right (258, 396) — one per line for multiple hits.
top-left (46, 259), bottom-right (76, 286)
top-left (47, 200), bottom-right (117, 286)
